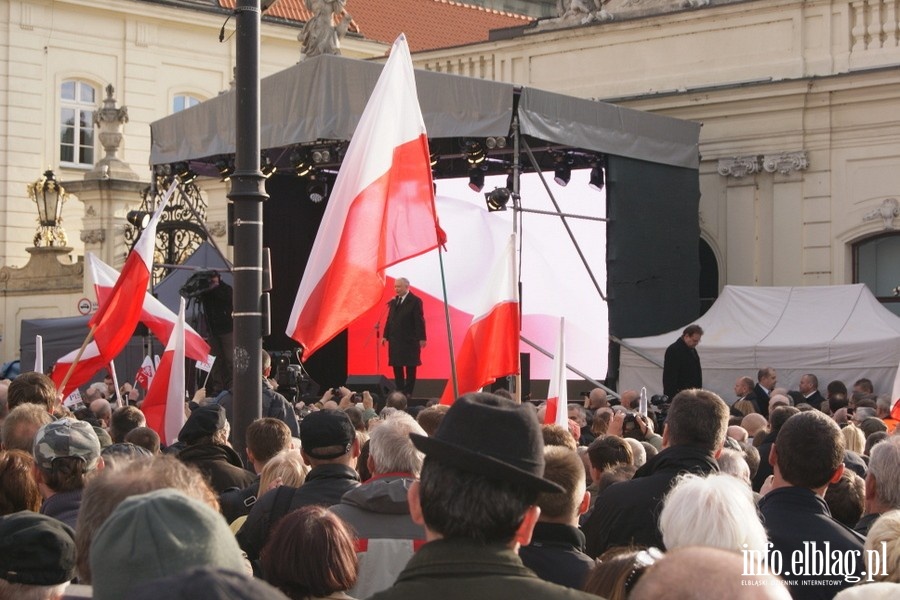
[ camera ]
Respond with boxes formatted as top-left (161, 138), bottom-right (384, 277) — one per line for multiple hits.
top-left (649, 394), bottom-right (671, 431)
top-left (179, 270), bottom-right (217, 299)
top-left (622, 413), bottom-right (645, 440)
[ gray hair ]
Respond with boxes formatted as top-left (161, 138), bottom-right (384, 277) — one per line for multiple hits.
top-left (660, 472), bottom-right (768, 555)
top-left (624, 437), bottom-right (646, 467)
top-left (716, 448), bottom-right (751, 485)
top-left (868, 436), bottom-right (900, 509)
top-left (368, 412), bottom-right (426, 476)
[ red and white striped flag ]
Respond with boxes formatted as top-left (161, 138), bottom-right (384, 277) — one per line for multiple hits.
top-left (87, 253), bottom-right (210, 362)
top-left (142, 298), bottom-right (187, 446)
top-left (89, 181), bottom-right (175, 362)
top-left (439, 234), bottom-right (519, 405)
top-left (544, 318), bottom-right (568, 427)
top-left (286, 34), bottom-right (443, 356)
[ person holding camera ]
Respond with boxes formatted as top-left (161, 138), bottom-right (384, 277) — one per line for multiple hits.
top-left (196, 270), bottom-right (234, 396)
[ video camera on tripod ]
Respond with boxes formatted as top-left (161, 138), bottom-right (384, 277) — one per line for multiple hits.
top-left (179, 270), bottom-right (219, 299)
top-left (270, 350), bottom-right (318, 404)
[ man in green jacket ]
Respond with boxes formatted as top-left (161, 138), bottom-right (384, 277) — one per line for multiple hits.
top-left (367, 393), bottom-right (600, 600)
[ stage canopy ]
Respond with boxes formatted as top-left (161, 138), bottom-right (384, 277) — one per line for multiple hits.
top-left (619, 284), bottom-right (900, 400)
top-left (150, 54), bottom-right (699, 175)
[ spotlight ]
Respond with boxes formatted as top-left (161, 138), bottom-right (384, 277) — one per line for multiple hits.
top-left (127, 210), bottom-right (151, 229)
top-left (464, 140), bottom-right (485, 166)
top-left (215, 158), bottom-right (234, 182)
top-left (554, 164), bottom-right (571, 187)
top-left (311, 148), bottom-right (331, 164)
top-left (484, 188), bottom-right (511, 212)
top-left (308, 180), bottom-right (328, 203)
top-left (485, 136), bottom-right (507, 150)
top-left (589, 165), bottom-right (605, 191)
top-left (290, 150), bottom-right (312, 177)
top-left (173, 162), bottom-right (197, 184)
top-left (468, 168), bottom-right (485, 192)
top-left (261, 154), bottom-right (277, 178)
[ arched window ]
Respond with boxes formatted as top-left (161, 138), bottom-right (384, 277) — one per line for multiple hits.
top-left (854, 232), bottom-right (900, 317)
top-left (60, 80), bottom-right (96, 166)
top-left (173, 94), bottom-right (201, 113)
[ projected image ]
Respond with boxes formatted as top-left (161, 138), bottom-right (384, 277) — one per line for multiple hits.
top-left (346, 169), bottom-right (608, 385)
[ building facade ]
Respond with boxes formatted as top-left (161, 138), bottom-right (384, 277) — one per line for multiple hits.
top-left (413, 0), bottom-right (900, 317)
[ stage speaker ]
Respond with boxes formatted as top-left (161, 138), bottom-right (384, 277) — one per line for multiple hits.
top-left (345, 374), bottom-right (395, 403)
top-left (490, 353), bottom-right (531, 401)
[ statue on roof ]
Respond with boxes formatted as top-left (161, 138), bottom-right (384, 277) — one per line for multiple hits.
top-left (554, 0), bottom-right (613, 25)
top-left (300, 0), bottom-right (359, 59)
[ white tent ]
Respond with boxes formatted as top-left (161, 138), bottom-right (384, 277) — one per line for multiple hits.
top-left (619, 285), bottom-right (900, 400)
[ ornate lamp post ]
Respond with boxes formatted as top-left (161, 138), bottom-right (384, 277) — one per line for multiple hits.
top-left (27, 169), bottom-right (69, 248)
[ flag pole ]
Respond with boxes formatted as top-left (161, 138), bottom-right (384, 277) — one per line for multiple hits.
top-left (58, 325), bottom-right (97, 393)
top-left (437, 247), bottom-right (458, 401)
top-left (35, 335), bottom-right (44, 373)
top-left (109, 360), bottom-right (124, 408)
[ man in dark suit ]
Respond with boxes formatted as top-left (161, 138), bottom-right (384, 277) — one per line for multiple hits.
top-left (748, 367), bottom-right (776, 419)
top-left (383, 278), bottom-right (426, 397)
top-left (795, 373), bottom-right (825, 410)
top-left (662, 324), bottom-right (703, 398)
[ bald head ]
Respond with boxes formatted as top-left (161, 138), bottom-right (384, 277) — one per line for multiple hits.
top-left (727, 425), bottom-right (749, 443)
top-left (619, 390), bottom-right (639, 411)
top-left (587, 388), bottom-right (608, 410)
top-left (741, 413), bottom-right (768, 438)
top-left (630, 547), bottom-right (790, 600)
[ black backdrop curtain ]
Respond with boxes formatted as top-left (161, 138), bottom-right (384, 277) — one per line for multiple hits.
top-left (605, 155), bottom-right (700, 387)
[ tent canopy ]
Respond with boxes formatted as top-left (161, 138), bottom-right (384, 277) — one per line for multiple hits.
top-left (150, 54), bottom-right (700, 174)
top-left (618, 285), bottom-right (900, 400)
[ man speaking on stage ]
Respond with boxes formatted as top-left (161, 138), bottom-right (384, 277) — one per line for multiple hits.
top-left (382, 277), bottom-right (426, 397)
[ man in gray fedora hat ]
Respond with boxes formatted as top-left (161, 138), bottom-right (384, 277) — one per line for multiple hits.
top-left (368, 393), bottom-right (597, 600)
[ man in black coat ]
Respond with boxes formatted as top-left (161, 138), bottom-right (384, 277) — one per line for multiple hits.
top-left (197, 271), bottom-right (233, 396)
top-left (795, 373), bottom-right (825, 410)
top-left (748, 367), bottom-right (777, 419)
top-left (759, 410), bottom-right (865, 599)
top-left (383, 277), bottom-right (426, 396)
top-left (662, 324), bottom-right (703, 398)
top-left (582, 388), bottom-right (730, 557)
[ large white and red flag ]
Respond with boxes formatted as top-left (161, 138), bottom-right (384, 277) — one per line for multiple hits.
top-left (89, 181), bottom-right (175, 362)
top-left (544, 317), bottom-right (568, 427)
top-left (87, 253), bottom-right (210, 362)
top-left (142, 298), bottom-right (187, 446)
top-left (286, 34), bottom-right (443, 356)
top-left (439, 234), bottom-right (519, 405)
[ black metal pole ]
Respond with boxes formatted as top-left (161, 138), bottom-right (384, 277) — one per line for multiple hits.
top-left (229, 0), bottom-right (266, 460)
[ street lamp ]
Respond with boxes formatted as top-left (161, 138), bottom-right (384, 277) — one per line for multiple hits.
top-left (26, 169), bottom-right (69, 247)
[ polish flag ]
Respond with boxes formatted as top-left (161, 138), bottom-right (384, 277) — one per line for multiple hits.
top-left (51, 341), bottom-right (107, 399)
top-left (87, 253), bottom-right (210, 362)
top-left (439, 234), bottom-right (519, 405)
top-left (142, 298), bottom-right (187, 446)
top-left (88, 181), bottom-right (175, 363)
top-left (544, 318), bottom-right (568, 427)
top-left (286, 34), bottom-right (443, 356)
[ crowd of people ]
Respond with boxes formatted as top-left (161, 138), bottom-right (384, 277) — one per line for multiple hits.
top-left (1, 357), bottom-right (899, 600)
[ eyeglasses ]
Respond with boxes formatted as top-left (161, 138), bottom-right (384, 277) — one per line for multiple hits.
top-left (623, 547), bottom-right (664, 593)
